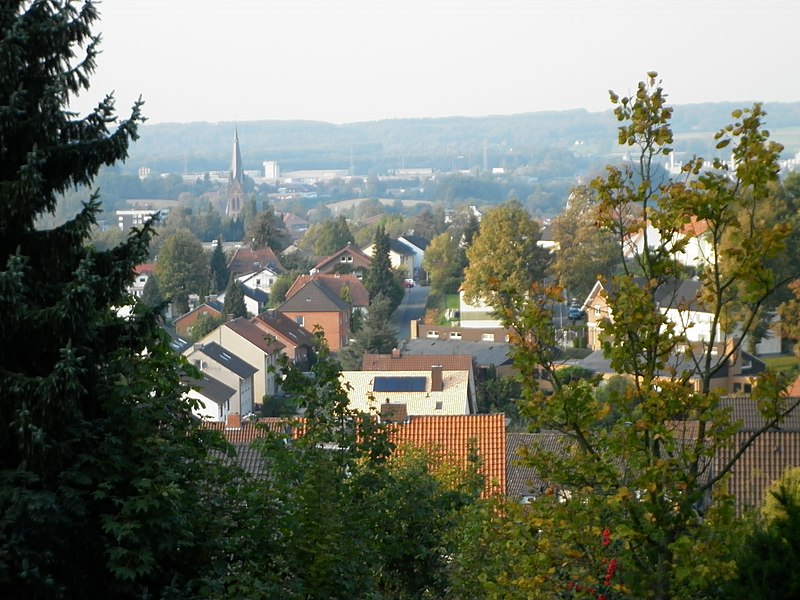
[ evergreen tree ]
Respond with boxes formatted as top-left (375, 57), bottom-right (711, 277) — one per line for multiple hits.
top-left (224, 279), bottom-right (248, 318)
top-left (365, 225), bottom-right (403, 313)
top-left (338, 293), bottom-right (398, 370)
top-left (140, 271), bottom-right (164, 308)
top-left (208, 239), bottom-right (228, 293)
top-left (0, 2), bottom-right (227, 597)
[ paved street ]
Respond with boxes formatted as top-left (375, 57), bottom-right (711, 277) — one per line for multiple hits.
top-left (390, 284), bottom-right (430, 342)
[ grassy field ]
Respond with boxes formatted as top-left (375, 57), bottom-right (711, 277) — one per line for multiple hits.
top-left (762, 354), bottom-right (799, 374)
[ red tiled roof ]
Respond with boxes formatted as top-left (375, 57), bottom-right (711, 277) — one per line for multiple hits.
top-left (253, 309), bottom-right (317, 349)
top-left (201, 413), bottom-right (506, 497)
top-left (388, 414), bottom-right (506, 497)
top-left (287, 273), bottom-right (369, 308)
top-left (134, 263), bottom-right (155, 275)
top-left (362, 353), bottom-right (475, 372)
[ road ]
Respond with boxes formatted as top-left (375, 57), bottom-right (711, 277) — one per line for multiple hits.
top-left (391, 284), bottom-right (430, 342)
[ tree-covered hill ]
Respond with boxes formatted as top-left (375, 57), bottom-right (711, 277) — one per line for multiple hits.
top-left (124, 102), bottom-right (800, 176)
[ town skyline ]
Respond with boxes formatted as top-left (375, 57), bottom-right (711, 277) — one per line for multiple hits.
top-left (70, 0), bottom-right (800, 125)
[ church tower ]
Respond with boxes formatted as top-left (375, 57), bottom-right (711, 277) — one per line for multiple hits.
top-left (226, 127), bottom-right (245, 218)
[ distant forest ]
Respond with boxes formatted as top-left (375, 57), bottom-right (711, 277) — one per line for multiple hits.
top-left (122, 102), bottom-right (800, 176)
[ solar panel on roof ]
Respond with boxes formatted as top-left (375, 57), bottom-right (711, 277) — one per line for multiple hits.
top-left (373, 376), bottom-right (427, 393)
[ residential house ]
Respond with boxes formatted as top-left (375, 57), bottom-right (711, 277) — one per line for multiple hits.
top-left (312, 243), bottom-right (373, 280)
top-left (286, 273), bottom-right (369, 314)
top-left (183, 341), bottom-right (257, 420)
top-left (278, 279), bottom-right (351, 350)
top-left (581, 278), bottom-right (780, 355)
top-left (340, 365), bottom-right (473, 418)
top-left (195, 317), bottom-right (286, 405)
top-left (281, 212), bottom-right (310, 239)
top-left (185, 372), bottom-right (237, 422)
top-left (362, 351), bottom-right (478, 414)
top-left (398, 234), bottom-right (429, 280)
top-left (506, 432), bottom-right (565, 502)
top-left (173, 298), bottom-right (225, 338)
top-left (228, 246), bottom-right (284, 280)
top-left (406, 322), bottom-right (515, 377)
top-left (236, 263), bottom-right (285, 297)
top-left (253, 308), bottom-right (317, 371)
top-left (128, 263), bottom-right (155, 298)
top-left (363, 238), bottom-right (416, 279)
top-left (623, 217), bottom-right (714, 270)
top-left (458, 290), bottom-right (502, 329)
top-left (201, 414), bottom-right (507, 498)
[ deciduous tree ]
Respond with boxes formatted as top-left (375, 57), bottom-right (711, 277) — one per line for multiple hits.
top-left (462, 199), bottom-right (551, 306)
top-left (460, 74), bottom-right (800, 599)
top-left (155, 228), bottom-right (209, 314)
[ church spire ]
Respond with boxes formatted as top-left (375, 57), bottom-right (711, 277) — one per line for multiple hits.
top-left (226, 126), bottom-right (245, 218)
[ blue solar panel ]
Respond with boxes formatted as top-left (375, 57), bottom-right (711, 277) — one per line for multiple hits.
top-left (373, 376), bottom-right (427, 393)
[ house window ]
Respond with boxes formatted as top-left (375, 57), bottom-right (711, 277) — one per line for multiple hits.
top-left (481, 333), bottom-right (495, 342)
top-left (427, 331), bottom-right (438, 338)
top-left (340, 256), bottom-right (347, 262)
top-left (346, 256), bottom-right (353, 262)
top-left (744, 383), bottom-right (752, 394)
top-left (255, 278), bottom-right (261, 285)
top-left (594, 306), bottom-right (601, 316)
top-left (449, 332), bottom-right (462, 340)
top-left (295, 316), bottom-right (304, 326)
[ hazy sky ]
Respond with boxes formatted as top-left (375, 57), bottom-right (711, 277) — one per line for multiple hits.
top-left (72, 0), bottom-right (800, 125)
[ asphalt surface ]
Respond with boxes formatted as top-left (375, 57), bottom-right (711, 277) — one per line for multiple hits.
top-left (391, 284), bottom-right (430, 341)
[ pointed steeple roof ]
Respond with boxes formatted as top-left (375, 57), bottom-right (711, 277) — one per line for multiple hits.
top-left (229, 126), bottom-right (244, 186)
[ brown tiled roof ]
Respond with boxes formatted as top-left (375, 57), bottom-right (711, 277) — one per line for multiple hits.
top-left (715, 430), bottom-right (800, 514)
top-left (224, 317), bottom-right (285, 354)
top-left (286, 273), bottom-right (369, 308)
top-left (506, 432), bottom-right (566, 498)
top-left (279, 279), bottom-right (350, 313)
top-left (362, 353), bottom-right (475, 372)
top-left (721, 396), bottom-right (800, 431)
top-left (200, 418), bottom-right (297, 444)
top-left (228, 246), bottom-right (284, 277)
top-left (253, 309), bottom-right (316, 349)
top-left (388, 414), bottom-right (506, 497)
top-left (313, 244), bottom-right (373, 272)
top-left (134, 263), bottom-right (155, 275)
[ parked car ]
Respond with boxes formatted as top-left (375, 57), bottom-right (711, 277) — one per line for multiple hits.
top-left (403, 278), bottom-right (415, 288)
top-left (568, 304), bottom-right (586, 321)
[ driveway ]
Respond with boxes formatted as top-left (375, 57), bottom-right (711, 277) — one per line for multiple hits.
top-left (391, 284), bottom-right (430, 341)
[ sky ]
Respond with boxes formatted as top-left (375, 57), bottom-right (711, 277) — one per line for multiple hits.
top-left (71, 0), bottom-right (800, 125)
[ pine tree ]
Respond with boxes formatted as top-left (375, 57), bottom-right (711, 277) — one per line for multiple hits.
top-left (224, 279), bottom-right (249, 318)
top-left (338, 293), bottom-right (398, 369)
top-left (0, 3), bottom-right (226, 596)
top-left (208, 238), bottom-right (229, 293)
top-left (140, 271), bottom-right (164, 308)
top-left (365, 225), bottom-right (403, 313)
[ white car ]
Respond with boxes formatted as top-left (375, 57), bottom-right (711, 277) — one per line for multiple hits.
top-left (403, 278), bottom-right (415, 288)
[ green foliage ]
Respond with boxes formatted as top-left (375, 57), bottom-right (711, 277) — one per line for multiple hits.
top-left (244, 204), bottom-right (290, 251)
top-left (550, 185), bottom-right (622, 300)
top-left (189, 311), bottom-right (224, 342)
top-left (462, 199), bottom-right (551, 307)
top-left (365, 225), bottom-right (404, 313)
top-left (461, 74), bottom-right (800, 600)
top-left (205, 342), bottom-right (480, 598)
top-left (299, 215), bottom-right (354, 256)
top-left (338, 293), bottom-right (398, 370)
top-left (208, 240), bottom-right (229, 293)
top-left (0, 3), bottom-right (229, 596)
top-left (223, 279), bottom-right (249, 319)
top-left (424, 231), bottom-right (466, 295)
top-left (726, 484), bottom-right (800, 599)
top-left (140, 272), bottom-right (164, 308)
top-left (155, 228), bottom-right (209, 315)
top-left (269, 273), bottom-right (293, 308)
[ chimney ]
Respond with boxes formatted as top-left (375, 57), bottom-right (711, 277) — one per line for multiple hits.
top-left (431, 364), bottom-right (443, 392)
top-left (410, 319), bottom-right (419, 339)
top-left (391, 348), bottom-right (401, 359)
top-left (225, 412), bottom-right (241, 429)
